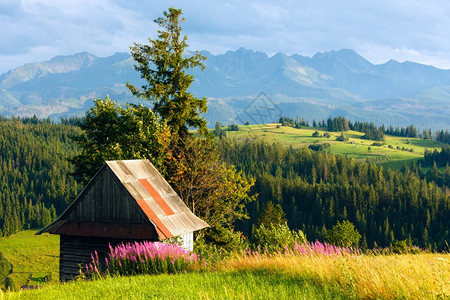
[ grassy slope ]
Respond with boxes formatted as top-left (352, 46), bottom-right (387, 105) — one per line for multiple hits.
top-left (225, 123), bottom-right (446, 170)
top-left (0, 230), bottom-right (59, 287)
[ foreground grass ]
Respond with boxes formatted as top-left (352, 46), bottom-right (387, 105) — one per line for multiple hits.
top-left (8, 252), bottom-right (450, 299)
top-left (7, 270), bottom-right (347, 300)
top-left (227, 253), bottom-right (450, 299)
top-left (0, 230), bottom-right (59, 287)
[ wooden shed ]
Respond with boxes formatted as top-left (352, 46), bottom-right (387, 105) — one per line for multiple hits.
top-left (36, 159), bottom-right (209, 281)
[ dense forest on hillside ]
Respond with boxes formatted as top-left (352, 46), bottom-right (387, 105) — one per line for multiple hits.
top-left (0, 117), bottom-right (80, 236)
top-left (0, 116), bottom-right (448, 251)
top-left (218, 138), bottom-right (450, 250)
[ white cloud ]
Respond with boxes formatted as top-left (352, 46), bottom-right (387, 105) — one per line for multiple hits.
top-left (1, 0), bottom-right (450, 73)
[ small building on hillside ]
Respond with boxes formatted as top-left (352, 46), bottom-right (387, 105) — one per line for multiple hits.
top-left (36, 159), bottom-right (209, 281)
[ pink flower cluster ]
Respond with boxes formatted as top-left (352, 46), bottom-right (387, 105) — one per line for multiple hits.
top-left (242, 241), bottom-right (360, 258)
top-left (292, 240), bottom-right (360, 256)
top-left (109, 241), bottom-right (198, 264)
top-left (85, 241), bottom-right (199, 278)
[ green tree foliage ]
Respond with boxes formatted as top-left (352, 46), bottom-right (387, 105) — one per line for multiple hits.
top-left (228, 124), bottom-right (239, 131)
top-left (70, 97), bottom-right (170, 184)
top-left (327, 116), bottom-right (349, 132)
top-left (435, 129), bottom-right (450, 144)
top-left (70, 8), bottom-right (254, 243)
top-left (423, 145), bottom-right (450, 167)
top-left (127, 7), bottom-right (208, 139)
top-left (279, 116), bottom-right (308, 128)
top-left (4, 275), bottom-right (18, 291)
top-left (0, 118), bottom-right (78, 236)
top-left (308, 143), bottom-right (330, 152)
top-left (326, 220), bottom-right (361, 248)
top-left (256, 201), bottom-right (287, 228)
top-left (0, 251), bottom-right (12, 283)
top-left (213, 121), bottom-right (224, 139)
top-left (166, 136), bottom-right (255, 232)
top-left (335, 132), bottom-right (349, 142)
top-left (251, 222), bottom-right (306, 253)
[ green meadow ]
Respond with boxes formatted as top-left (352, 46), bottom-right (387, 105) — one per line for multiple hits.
top-left (0, 231), bottom-right (59, 288)
top-left (224, 123), bottom-right (446, 170)
top-left (2, 233), bottom-right (449, 299)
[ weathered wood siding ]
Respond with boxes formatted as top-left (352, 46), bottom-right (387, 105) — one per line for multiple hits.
top-left (66, 167), bottom-right (148, 224)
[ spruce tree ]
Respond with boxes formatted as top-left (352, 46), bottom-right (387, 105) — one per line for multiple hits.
top-left (127, 7), bottom-right (208, 139)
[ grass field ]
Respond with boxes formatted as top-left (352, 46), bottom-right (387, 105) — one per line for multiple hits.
top-left (6, 251), bottom-right (450, 299)
top-left (0, 230), bottom-right (59, 288)
top-left (1, 231), bottom-right (449, 299)
top-left (224, 123), bottom-right (447, 170)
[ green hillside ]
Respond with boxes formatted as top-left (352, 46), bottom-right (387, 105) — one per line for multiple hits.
top-left (0, 230), bottom-right (59, 289)
top-left (223, 123), bottom-right (446, 170)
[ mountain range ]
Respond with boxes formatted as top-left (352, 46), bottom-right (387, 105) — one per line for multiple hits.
top-left (0, 48), bottom-right (449, 129)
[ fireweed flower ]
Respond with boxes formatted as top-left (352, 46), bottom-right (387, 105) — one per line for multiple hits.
top-left (86, 241), bottom-right (198, 278)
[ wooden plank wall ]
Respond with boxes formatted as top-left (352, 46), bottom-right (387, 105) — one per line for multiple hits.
top-left (67, 169), bottom-right (148, 224)
top-left (60, 235), bottom-right (109, 281)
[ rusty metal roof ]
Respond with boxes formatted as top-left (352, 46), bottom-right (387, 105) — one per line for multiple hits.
top-left (37, 160), bottom-right (209, 239)
top-left (105, 160), bottom-right (209, 239)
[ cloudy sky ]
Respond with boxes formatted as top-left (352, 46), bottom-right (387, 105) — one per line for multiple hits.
top-left (1, 0), bottom-right (450, 74)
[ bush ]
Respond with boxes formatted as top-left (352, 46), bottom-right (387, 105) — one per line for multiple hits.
top-left (0, 251), bottom-right (12, 282)
top-left (312, 131), bottom-right (321, 137)
top-left (200, 226), bottom-right (248, 255)
top-left (228, 124), bottom-right (239, 131)
top-left (326, 220), bottom-right (361, 248)
top-left (390, 240), bottom-right (423, 254)
top-left (336, 133), bottom-right (349, 142)
top-left (251, 222), bottom-right (306, 253)
top-left (256, 201), bottom-right (286, 228)
top-left (309, 143), bottom-right (330, 151)
top-left (4, 275), bottom-right (18, 291)
top-left (195, 227), bottom-right (248, 269)
top-left (44, 273), bottom-right (53, 283)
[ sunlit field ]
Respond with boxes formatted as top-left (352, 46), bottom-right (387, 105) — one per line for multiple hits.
top-left (224, 123), bottom-right (446, 170)
top-left (6, 236), bottom-right (449, 299)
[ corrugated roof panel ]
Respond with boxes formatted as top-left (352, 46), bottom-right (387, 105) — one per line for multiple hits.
top-left (136, 199), bottom-right (173, 239)
top-left (164, 194), bottom-right (192, 214)
top-left (141, 196), bottom-right (165, 217)
top-left (136, 161), bottom-right (159, 179)
top-left (122, 182), bottom-right (146, 200)
top-left (162, 212), bottom-right (208, 237)
top-left (116, 161), bottom-right (133, 175)
top-left (145, 171), bottom-right (174, 196)
top-left (138, 179), bottom-right (175, 215)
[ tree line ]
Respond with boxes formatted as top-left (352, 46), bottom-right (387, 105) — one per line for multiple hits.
top-left (280, 115), bottom-right (449, 143)
top-left (218, 138), bottom-right (450, 251)
top-left (423, 145), bottom-right (450, 168)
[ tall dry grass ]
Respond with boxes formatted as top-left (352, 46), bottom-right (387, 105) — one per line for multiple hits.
top-left (224, 251), bottom-right (450, 299)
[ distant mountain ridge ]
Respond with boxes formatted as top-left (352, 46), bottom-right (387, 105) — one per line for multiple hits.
top-left (0, 48), bottom-right (449, 129)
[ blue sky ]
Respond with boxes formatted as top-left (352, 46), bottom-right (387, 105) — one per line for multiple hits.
top-left (1, 0), bottom-right (450, 74)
